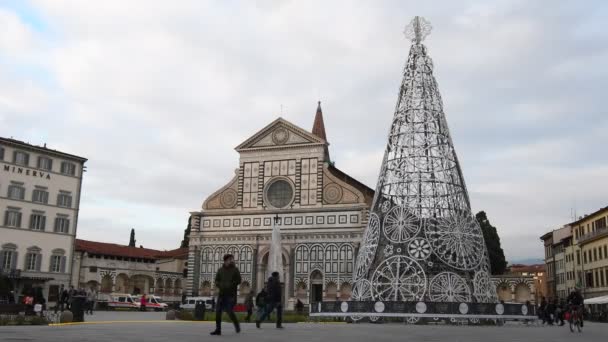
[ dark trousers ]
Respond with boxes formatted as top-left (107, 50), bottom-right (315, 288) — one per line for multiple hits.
top-left (245, 307), bottom-right (253, 322)
top-left (258, 301), bottom-right (282, 327)
top-left (215, 296), bottom-right (239, 332)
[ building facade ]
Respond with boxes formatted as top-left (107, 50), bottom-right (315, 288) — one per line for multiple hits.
top-left (0, 137), bottom-right (86, 304)
top-left (71, 239), bottom-right (187, 302)
top-left (187, 104), bottom-right (374, 308)
top-left (540, 206), bottom-right (608, 301)
top-left (570, 206), bottom-right (608, 299)
top-left (505, 264), bottom-right (546, 303)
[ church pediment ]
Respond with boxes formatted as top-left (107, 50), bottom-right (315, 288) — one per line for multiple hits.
top-left (236, 118), bottom-right (326, 152)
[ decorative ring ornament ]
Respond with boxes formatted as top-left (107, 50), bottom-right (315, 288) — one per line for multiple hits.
top-left (271, 127), bottom-right (290, 145)
top-left (323, 183), bottom-right (343, 204)
top-left (220, 189), bottom-right (238, 208)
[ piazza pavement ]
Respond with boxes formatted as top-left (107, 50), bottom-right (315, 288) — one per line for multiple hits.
top-left (0, 312), bottom-right (606, 342)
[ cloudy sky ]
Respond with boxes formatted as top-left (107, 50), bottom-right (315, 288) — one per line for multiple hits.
top-left (1, 0), bottom-right (607, 261)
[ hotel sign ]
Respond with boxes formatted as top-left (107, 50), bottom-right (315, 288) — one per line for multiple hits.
top-left (3, 164), bottom-right (51, 180)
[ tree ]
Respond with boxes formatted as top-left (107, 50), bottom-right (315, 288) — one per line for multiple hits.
top-left (128, 228), bottom-right (136, 247)
top-left (180, 217), bottom-right (191, 248)
top-left (476, 211), bottom-right (507, 275)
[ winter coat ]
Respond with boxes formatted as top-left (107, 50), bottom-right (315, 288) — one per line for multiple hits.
top-left (214, 264), bottom-right (242, 297)
top-left (266, 275), bottom-right (282, 303)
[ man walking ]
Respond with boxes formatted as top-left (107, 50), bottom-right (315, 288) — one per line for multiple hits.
top-left (210, 254), bottom-right (241, 336)
top-left (86, 288), bottom-right (97, 315)
top-left (256, 271), bottom-right (283, 329)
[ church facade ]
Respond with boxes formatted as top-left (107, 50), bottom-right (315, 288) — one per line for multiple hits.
top-left (186, 104), bottom-right (374, 308)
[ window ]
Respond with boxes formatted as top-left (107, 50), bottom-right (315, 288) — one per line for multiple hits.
top-left (54, 216), bottom-right (70, 233)
top-left (1, 244), bottom-right (17, 269)
top-left (29, 212), bottom-right (46, 231)
top-left (60, 162), bottom-right (76, 176)
top-left (37, 156), bottom-right (53, 171)
top-left (25, 250), bottom-right (41, 271)
top-left (0, 146), bottom-right (4, 160)
top-left (57, 192), bottom-right (73, 208)
top-left (594, 248), bottom-right (598, 262)
top-left (49, 250), bottom-right (66, 273)
top-left (265, 179), bottom-right (294, 209)
top-left (7, 184), bottom-right (25, 200)
top-left (50, 255), bottom-right (61, 272)
top-left (32, 189), bottom-right (49, 204)
top-left (4, 208), bottom-right (22, 227)
top-left (13, 151), bottom-right (29, 166)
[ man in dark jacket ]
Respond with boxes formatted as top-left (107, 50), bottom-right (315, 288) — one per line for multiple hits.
top-left (210, 254), bottom-right (241, 336)
top-left (256, 271), bottom-right (283, 329)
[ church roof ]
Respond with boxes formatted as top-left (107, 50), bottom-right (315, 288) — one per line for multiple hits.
top-left (235, 117), bottom-right (326, 152)
top-left (312, 101), bottom-right (327, 141)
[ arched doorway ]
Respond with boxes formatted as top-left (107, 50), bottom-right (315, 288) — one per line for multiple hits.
top-left (173, 279), bottom-right (182, 296)
top-left (339, 282), bottom-right (352, 300)
top-left (100, 275), bottom-right (113, 293)
top-left (85, 280), bottom-right (99, 291)
top-left (497, 283), bottom-right (511, 302)
top-left (325, 282), bottom-right (337, 301)
top-left (164, 278), bottom-right (173, 297)
top-left (115, 274), bottom-right (129, 293)
top-left (155, 278), bottom-right (164, 295)
top-left (260, 251), bottom-right (289, 303)
top-left (131, 275), bottom-right (153, 295)
top-left (310, 270), bottom-right (323, 303)
top-left (515, 283), bottom-right (531, 303)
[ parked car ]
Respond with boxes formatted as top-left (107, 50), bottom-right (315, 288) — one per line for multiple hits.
top-left (180, 296), bottom-right (214, 310)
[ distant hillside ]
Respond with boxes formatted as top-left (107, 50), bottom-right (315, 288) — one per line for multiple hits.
top-left (509, 258), bottom-right (544, 265)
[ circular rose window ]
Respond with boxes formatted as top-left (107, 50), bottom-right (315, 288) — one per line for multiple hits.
top-left (265, 179), bottom-right (294, 209)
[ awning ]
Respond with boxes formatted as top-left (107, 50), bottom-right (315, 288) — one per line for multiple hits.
top-left (584, 295), bottom-right (608, 305)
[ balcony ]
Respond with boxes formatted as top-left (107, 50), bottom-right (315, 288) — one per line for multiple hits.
top-left (578, 227), bottom-right (608, 245)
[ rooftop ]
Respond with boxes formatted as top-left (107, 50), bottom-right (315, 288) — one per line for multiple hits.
top-left (0, 136), bottom-right (87, 163)
top-left (75, 239), bottom-right (188, 260)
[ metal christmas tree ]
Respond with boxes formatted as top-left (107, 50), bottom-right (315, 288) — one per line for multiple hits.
top-left (351, 16), bottom-right (498, 306)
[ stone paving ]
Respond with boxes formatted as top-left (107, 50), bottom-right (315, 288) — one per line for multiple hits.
top-left (0, 320), bottom-right (606, 342)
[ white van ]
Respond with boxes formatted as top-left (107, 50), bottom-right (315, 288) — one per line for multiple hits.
top-left (180, 296), bottom-right (214, 310)
top-left (107, 293), bottom-right (140, 310)
top-left (132, 295), bottom-right (168, 311)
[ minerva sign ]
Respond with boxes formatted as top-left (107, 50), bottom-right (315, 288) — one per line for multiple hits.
top-left (3, 164), bottom-right (52, 180)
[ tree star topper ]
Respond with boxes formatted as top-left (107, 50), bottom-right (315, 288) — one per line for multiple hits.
top-left (404, 16), bottom-right (432, 44)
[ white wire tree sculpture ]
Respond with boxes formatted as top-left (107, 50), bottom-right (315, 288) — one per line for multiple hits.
top-left (351, 16), bottom-right (498, 306)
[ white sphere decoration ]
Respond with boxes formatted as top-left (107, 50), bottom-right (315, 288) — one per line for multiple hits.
top-left (374, 301), bottom-right (385, 313)
top-left (495, 303), bottom-right (504, 315)
top-left (415, 301), bottom-right (427, 314)
top-left (459, 302), bottom-right (469, 314)
top-left (341, 302), bottom-right (349, 313)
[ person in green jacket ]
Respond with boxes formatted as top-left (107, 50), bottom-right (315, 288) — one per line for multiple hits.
top-left (210, 254), bottom-right (241, 336)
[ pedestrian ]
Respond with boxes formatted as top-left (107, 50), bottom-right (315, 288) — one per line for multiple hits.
top-left (140, 294), bottom-right (147, 312)
top-left (555, 299), bottom-right (565, 326)
top-left (87, 288), bottom-right (97, 315)
top-left (296, 299), bottom-right (304, 314)
top-left (255, 288), bottom-right (268, 321)
top-left (210, 254), bottom-right (241, 336)
top-left (245, 292), bottom-right (254, 322)
top-left (67, 286), bottom-right (75, 310)
top-left (256, 271), bottom-right (283, 329)
top-left (539, 296), bottom-right (547, 324)
top-left (58, 284), bottom-right (67, 311)
top-left (546, 298), bottom-right (556, 325)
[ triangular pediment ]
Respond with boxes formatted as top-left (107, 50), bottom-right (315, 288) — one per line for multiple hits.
top-left (236, 117), bottom-right (327, 151)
